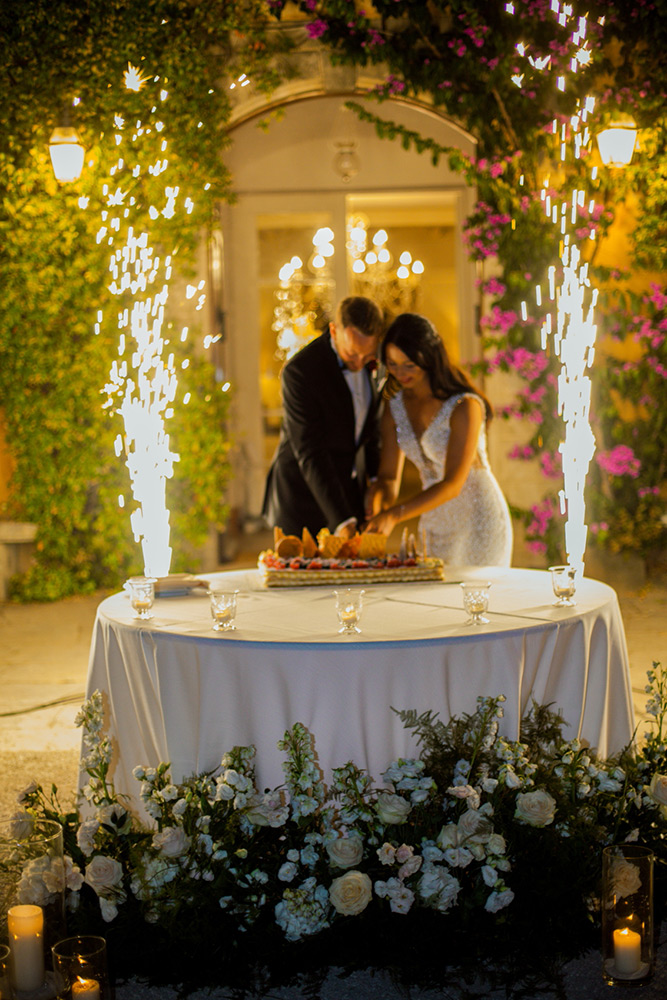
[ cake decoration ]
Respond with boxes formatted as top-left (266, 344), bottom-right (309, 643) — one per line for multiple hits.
top-left (258, 526), bottom-right (445, 587)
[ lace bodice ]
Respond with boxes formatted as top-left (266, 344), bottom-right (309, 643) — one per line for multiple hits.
top-left (388, 391), bottom-right (512, 566)
top-left (390, 392), bottom-right (490, 486)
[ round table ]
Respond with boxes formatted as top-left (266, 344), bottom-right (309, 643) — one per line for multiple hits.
top-left (83, 567), bottom-right (634, 818)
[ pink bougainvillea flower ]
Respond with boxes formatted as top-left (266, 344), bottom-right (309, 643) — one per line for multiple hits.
top-left (596, 445), bottom-right (641, 478)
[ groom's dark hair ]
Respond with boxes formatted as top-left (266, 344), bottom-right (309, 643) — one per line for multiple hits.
top-left (336, 296), bottom-right (385, 341)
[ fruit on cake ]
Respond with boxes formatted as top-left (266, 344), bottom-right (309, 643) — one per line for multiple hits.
top-left (258, 527), bottom-right (445, 587)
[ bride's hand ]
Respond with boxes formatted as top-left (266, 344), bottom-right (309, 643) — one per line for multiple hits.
top-left (363, 509), bottom-right (399, 536)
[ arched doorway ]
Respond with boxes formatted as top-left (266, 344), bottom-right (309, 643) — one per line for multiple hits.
top-left (218, 93), bottom-right (478, 521)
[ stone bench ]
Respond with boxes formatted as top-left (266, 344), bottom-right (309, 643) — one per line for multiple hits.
top-left (0, 521), bottom-right (37, 600)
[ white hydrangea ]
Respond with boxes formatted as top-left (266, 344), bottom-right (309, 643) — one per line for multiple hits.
top-left (274, 877), bottom-right (330, 942)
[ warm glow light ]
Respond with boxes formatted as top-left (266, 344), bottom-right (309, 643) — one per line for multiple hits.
top-left (596, 123), bottom-right (637, 167)
top-left (49, 126), bottom-right (85, 183)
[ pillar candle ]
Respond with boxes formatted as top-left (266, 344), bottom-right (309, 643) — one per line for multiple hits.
top-left (7, 904), bottom-right (44, 993)
top-left (613, 926), bottom-right (642, 975)
top-left (72, 977), bottom-right (101, 1000)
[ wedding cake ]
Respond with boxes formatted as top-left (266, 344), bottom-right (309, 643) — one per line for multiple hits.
top-left (258, 527), bottom-right (445, 587)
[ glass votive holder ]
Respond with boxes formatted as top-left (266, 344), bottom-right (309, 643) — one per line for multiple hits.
top-left (52, 936), bottom-right (109, 1000)
top-left (460, 581), bottom-right (491, 625)
top-left (601, 845), bottom-right (654, 985)
top-left (334, 589), bottom-right (365, 634)
top-left (548, 564), bottom-right (576, 607)
top-left (209, 588), bottom-right (238, 631)
top-left (0, 943), bottom-right (10, 998)
top-left (1, 816), bottom-right (65, 996)
top-left (126, 576), bottom-right (156, 620)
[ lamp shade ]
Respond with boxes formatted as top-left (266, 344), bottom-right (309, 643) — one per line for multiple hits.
top-left (596, 122), bottom-right (637, 168)
top-left (49, 125), bottom-right (85, 182)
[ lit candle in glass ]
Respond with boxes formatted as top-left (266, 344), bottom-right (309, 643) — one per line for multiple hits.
top-left (72, 976), bottom-right (101, 1000)
top-left (8, 904), bottom-right (44, 993)
top-left (613, 926), bottom-right (642, 975)
top-left (341, 605), bottom-right (358, 626)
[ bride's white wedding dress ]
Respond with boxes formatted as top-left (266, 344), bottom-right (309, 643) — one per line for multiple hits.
top-left (390, 391), bottom-right (513, 566)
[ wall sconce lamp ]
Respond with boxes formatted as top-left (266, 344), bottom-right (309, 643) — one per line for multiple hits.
top-left (333, 140), bottom-right (360, 184)
top-left (596, 118), bottom-right (638, 168)
top-left (49, 106), bottom-right (85, 183)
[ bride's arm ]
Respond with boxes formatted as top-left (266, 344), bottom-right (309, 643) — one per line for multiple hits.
top-left (365, 396), bottom-right (483, 534)
top-left (364, 403), bottom-right (404, 518)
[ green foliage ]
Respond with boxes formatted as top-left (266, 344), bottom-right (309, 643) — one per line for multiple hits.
top-left (0, 0), bottom-right (286, 600)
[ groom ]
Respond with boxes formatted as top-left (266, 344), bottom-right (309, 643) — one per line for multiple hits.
top-left (262, 295), bottom-right (385, 538)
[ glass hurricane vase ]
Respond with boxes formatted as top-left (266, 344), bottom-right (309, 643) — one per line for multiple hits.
top-left (0, 817), bottom-right (65, 999)
top-left (602, 844), bottom-right (654, 986)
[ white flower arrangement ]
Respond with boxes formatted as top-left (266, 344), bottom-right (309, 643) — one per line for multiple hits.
top-left (9, 662), bottom-right (667, 988)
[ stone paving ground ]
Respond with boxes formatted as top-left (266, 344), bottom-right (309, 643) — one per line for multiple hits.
top-left (0, 547), bottom-right (666, 998)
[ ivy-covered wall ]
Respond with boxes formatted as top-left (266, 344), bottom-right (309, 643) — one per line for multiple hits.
top-left (0, 0), bottom-right (288, 600)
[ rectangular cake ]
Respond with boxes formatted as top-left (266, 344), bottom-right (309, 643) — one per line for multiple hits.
top-left (258, 551), bottom-right (445, 587)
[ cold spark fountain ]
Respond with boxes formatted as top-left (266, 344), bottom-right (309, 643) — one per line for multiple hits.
top-left (508, 0), bottom-right (600, 573)
top-left (97, 65), bottom-right (203, 578)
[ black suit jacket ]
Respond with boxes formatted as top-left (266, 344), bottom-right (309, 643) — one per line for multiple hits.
top-left (262, 332), bottom-right (383, 536)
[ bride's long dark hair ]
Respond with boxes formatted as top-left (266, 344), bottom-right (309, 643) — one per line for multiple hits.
top-left (381, 313), bottom-right (493, 422)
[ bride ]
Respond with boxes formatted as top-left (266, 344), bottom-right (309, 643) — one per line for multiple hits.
top-left (363, 313), bottom-right (513, 566)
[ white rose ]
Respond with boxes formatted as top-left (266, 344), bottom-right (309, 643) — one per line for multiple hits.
top-left (610, 858), bottom-right (642, 899)
top-left (327, 836), bottom-right (364, 869)
top-left (84, 855), bottom-right (124, 894)
top-left (458, 809), bottom-right (493, 844)
top-left (376, 792), bottom-right (412, 826)
top-left (487, 833), bottom-right (507, 856)
top-left (152, 826), bottom-right (191, 858)
top-left (514, 789), bottom-right (556, 827)
top-left (648, 773), bottom-right (667, 807)
top-left (329, 871), bottom-right (372, 916)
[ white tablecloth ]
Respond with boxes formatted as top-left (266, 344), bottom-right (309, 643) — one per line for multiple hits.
top-left (83, 567), bottom-right (634, 815)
